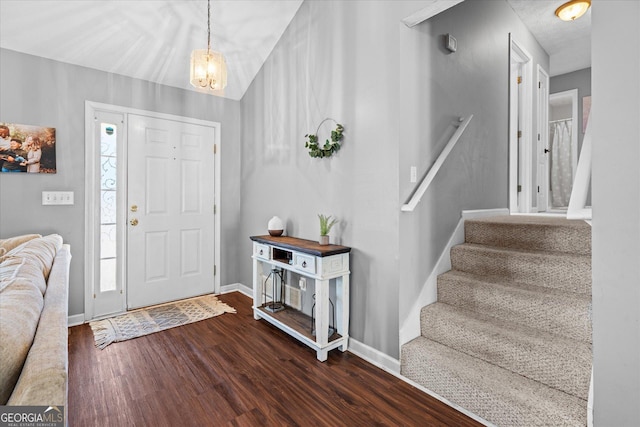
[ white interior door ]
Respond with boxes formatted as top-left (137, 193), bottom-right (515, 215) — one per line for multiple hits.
top-left (509, 37), bottom-right (533, 213)
top-left (127, 114), bottom-right (216, 309)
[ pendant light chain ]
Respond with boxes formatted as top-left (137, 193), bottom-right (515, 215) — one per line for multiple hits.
top-left (207, 0), bottom-right (211, 54)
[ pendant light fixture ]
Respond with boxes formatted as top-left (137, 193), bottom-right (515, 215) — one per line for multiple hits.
top-left (190, 0), bottom-right (227, 91)
top-left (555, 0), bottom-right (591, 21)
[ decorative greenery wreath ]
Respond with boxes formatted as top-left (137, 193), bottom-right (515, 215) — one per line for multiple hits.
top-left (304, 118), bottom-right (344, 158)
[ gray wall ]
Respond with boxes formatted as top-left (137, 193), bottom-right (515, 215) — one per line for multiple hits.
top-left (398, 0), bottom-right (548, 342)
top-left (592, 0), bottom-right (640, 424)
top-left (239, 0), bottom-right (547, 359)
top-left (0, 48), bottom-right (242, 317)
top-left (550, 67), bottom-right (591, 153)
top-left (239, 0), bottom-right (433, 358)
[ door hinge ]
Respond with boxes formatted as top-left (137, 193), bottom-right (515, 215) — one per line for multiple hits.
top-left (517, 130), bottom-right (522, 138)
top-left (517, 76), bottom-right (522, 84)
top-left (538, 133), bottom-right (540, 141)
top-left (517, 185), bottom-right (522, 193)
top-left (213, 144), bottom-right (217, 154)
top-left (214, 265), bottom-right (217, 276)
top-left (538, 81), bottom-right (541, 88)
top-left (93, 293), bottom-right (96, 299)
top-left (537, 186), bottom-right (540, 193)
top-left (214, 204), bottom-right (217, 215)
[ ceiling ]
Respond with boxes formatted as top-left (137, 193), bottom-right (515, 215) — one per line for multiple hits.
top-left (0, 0), bottom-right (303, 101)
top-left (506, 0), bottom-right (591, 76)
top-left (0, 1), bottom-right (589, 101)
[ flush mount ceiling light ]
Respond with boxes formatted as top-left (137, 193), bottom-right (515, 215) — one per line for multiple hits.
top-left (555, 0), bottom-right (591, 21)
top-left (190, 0), bottom-right (227, 91)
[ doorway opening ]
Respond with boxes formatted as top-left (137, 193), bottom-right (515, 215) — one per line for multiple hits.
top-left (84, 102), bottom-right (221, 321)
top-left (548, 89), bottom-right (579, 212)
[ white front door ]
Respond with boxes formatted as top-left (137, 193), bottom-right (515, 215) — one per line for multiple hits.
top-left (126, 114), bottom-right (216, 309)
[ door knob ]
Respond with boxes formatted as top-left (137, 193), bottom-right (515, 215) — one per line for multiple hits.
top-left (130, 218), bottom-right (139, 226)
top-left (131, 204), bottom-right (138, 212)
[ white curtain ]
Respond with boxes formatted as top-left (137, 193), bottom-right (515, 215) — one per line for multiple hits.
top-left (550, 120), bottom-right (574, 208)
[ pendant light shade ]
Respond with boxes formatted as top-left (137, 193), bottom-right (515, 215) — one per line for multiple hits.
top-left (190, 49), bottom-right (227, 90)
top-left (190, 0), bottom-right (227, 91)
top-left (555, 0), bottom-right (591, 21)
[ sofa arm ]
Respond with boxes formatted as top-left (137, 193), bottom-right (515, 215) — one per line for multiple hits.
top-left (7, 244), bottom-right (71, 408)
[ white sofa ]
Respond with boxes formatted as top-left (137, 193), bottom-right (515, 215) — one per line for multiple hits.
top-left (0, 234), bottom-right (71, 412)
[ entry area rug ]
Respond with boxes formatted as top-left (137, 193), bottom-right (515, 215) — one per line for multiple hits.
top-left (89, 294), bottom-right (236, 349)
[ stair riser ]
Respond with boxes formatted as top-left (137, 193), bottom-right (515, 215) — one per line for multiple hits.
top-left (465, 222), bottom-right (591, 255)
top-left (438, 274), bottom-right (592, 343)
top-left (420, 305), bottom-right (591, 400)
top-left (451, 246), bottom-right (591, 295)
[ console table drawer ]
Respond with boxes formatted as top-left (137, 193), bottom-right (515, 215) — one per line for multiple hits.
top-left (322, 254), bottom-right (347, 275)
top-left (254, 243), bottom-right (270, 260)
top-left (293, 253), bottom-right (316, 274)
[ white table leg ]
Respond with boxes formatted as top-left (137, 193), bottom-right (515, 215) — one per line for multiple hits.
top-left (336, 274), bottom-right (349, 351)
top-left (252, 257), bottom-right (260, 320)
top-left (315, 279), bottom-right (329, 357)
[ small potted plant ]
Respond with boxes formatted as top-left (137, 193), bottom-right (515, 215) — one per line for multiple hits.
top-left (318, 214), bottom-right (338, 245)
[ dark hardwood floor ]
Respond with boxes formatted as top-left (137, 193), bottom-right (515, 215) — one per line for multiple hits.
top-left (68, 292), bottom-right (482, 426)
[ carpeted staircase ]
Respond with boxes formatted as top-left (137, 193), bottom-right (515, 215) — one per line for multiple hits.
top-left (401, 215), bottom-right (592, 426)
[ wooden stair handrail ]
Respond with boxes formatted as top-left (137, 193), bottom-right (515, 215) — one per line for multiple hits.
top-left (401, 115), bottom-right (473, 212)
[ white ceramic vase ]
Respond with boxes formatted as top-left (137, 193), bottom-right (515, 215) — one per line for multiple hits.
top-left (268, 216), bottom-right (284, 236)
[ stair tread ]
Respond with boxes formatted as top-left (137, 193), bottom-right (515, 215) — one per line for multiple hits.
top-left (466, 214), bottom-right (591, 228)
top-left (438, 269), bottom-right (592, 343)
top-left (450, 243), bottom-right (591, 295)
top-left (440, 269), bottom-right (591, 300)
top-left (455, 241), bottom-right (590, 259)
top-left (464, 216), bottom-right (591, 255)
top-left (421, 302), bottom-right (591, 399)
top-left (402, 336), bottom-right (587, 427)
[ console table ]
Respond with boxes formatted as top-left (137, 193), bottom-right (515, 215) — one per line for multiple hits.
top-left (250, 235), bottom-right (351, 361)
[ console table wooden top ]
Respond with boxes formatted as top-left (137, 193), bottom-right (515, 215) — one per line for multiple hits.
top-left (250, 235), bottom-right (351, 257)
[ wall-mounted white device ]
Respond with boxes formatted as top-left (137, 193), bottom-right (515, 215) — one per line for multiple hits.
top-left (445, 33), bottom-right (457, 53)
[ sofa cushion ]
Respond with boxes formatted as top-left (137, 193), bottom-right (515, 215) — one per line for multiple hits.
top-left (0, 234), bottom-right (41, 259)
top-left (0, 278), bottom-right (44, 405)
top-left (0, 234), bottom-right (62, 405)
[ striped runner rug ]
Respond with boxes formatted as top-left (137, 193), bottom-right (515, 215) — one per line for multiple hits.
top-left (89, 294), bottom-right (235, 349)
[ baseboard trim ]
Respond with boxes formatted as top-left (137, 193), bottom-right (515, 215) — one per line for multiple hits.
top-left (346, 338), bottom-right (491, 426)
top-left (397, 373), bottom-right (494, 426)
top-left (220, 282), bottom-right (253, 298)
top-left (347, 338), bottom-right (401, 374)
top-left (221, 288), bottom-right (403, 376)
top-left (462, 208), bottom-right (510, 220)
top-left (68, 313), bottom-right (85, 327)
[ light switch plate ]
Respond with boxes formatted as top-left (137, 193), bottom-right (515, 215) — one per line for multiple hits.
top-left (42, 191), bottom-right (74, 205)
